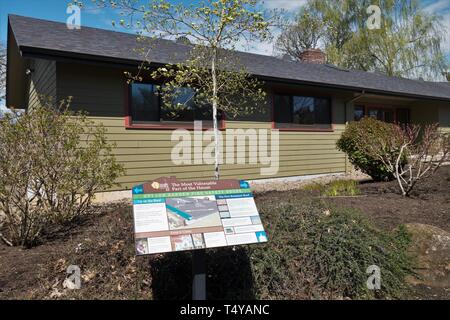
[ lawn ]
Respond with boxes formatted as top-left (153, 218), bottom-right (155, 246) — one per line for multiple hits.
top-left (0, 166), bottom-right (449, 300)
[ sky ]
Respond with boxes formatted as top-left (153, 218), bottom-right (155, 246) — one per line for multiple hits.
top-left (0, 0), bottom-right (450, 109)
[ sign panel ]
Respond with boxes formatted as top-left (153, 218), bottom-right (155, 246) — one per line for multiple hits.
top-left (132, 177), bottom-right (268, 255)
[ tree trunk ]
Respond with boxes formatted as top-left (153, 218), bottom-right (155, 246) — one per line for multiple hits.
top-left (211, 49), bottom-right (220, 180)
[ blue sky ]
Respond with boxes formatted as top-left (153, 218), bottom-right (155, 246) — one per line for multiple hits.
top-left (0, 0), bottom-right (449, 108)
top-left (1, 0), bottom-right (449, 55)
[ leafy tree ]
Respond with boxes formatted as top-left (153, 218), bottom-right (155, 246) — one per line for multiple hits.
top-left (277, 0), bottom-right (448, 80)
top-left (308, 0), bottom-right (364, 50)
top-left (96, 0), bottom-right (277, 179)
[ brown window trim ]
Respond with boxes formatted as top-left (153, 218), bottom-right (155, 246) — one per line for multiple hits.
top-left (124, 82), bottom-right (226, 131)
top-left (271, 90), bottom-right (334, 132)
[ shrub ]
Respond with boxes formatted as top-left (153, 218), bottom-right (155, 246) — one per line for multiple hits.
top-left (337, 117), bottom-right (403, 181)
top-left (354, 123), bottom-right (449, 196)
top-left (250, 197), bottom-right (414, 299)
top-left (0, 97), bottom-right (123, 247)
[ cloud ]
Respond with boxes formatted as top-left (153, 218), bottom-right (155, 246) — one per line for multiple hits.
top-left (422, 0), bottom-right (450, 14)
top-left (235, 27), bottom-right (282, 56)
top-left (237, 39), bottom-right (275, 56)
top-left (261, 0), bottom-right (307, 12)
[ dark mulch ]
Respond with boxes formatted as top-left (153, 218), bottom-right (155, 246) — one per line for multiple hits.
top-left (0, 166), bottom-right (448, 300)
top-left (326, 166), bottom-right (450, 233)
top-left (255, 165), bottom-right (450, 233)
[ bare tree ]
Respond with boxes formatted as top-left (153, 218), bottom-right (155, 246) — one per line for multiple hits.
top-left (275, 11), bottom-right (324, 60)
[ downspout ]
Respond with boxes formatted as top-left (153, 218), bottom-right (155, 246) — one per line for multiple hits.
top-left (343, 90), bottom-right (366, 174)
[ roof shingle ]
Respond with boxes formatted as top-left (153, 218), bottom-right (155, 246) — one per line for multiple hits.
top-left (8, 14), bottom-right (450, 101)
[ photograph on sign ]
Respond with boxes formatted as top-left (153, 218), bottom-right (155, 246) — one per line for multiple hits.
top-left (132, 177), bottom-right (268, 255)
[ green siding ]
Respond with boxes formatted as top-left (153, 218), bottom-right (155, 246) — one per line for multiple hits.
top-left (28, 59), bottom-right (56, 108)
top-left (57, 62), bottom-right (347, 190)
top-left (20, 56), bottom-right (450, 192)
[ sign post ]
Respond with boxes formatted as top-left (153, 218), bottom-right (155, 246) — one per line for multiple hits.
top-left (132, 177), bottom-right (268, 300)
top-left (192, 249), bottom-right (206, 300)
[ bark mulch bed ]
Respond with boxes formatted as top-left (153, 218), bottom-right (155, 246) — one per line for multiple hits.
top-left (0, 166), bottom-right (448, 300)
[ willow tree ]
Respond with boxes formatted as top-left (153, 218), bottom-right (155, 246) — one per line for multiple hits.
top-left (276, 0), bottom-right (448, 80)
top-left (350, 0), bottom-right (446, 79)
top-left (96, 0), bottom-right (275, 179)
top-left (0, 44), bottom-right (6, 101)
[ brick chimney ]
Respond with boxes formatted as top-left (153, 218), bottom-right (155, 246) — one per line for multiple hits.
top-left (299, 49), bottom-right (326, 64)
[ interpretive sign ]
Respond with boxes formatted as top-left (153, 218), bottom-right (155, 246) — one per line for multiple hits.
top-left (132, 177), bottom-right (268, 255)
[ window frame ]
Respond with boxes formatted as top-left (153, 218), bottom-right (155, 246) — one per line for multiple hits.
top-left (354, 104), bottom-right (410, 125)
top-left (124, 82), bottom-right (226, 130)
top-left (271, 90), bottom-right (334, 132)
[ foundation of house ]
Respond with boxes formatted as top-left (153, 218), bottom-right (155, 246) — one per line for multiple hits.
top-left (92, 171), bottom-right (357, 204)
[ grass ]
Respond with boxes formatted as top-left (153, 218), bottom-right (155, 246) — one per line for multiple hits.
top-left (304, 179), bottom-right (360, 197)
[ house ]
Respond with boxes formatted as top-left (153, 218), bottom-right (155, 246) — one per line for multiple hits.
top-left (6, 15), bottom-right (450, 192)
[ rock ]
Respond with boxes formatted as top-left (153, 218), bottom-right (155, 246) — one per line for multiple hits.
top-left (404, 223), bottom-right (450, 288)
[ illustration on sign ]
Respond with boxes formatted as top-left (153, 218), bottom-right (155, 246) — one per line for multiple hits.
top-left (132, 177), bottom-right (268, 255)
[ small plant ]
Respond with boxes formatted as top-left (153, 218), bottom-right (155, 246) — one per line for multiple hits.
top-left (303, 180), bottom-right (360, 197)
top-left (303, 182), bottom-right (326, 193)
top-left (324, 180), bottom-right (360, 197)
top-left (0, 97), bottom-right (123, 247)
top-left (337, 117), bottom-right (404, 181)
top-left (354, 123), bottom-right (449, 196)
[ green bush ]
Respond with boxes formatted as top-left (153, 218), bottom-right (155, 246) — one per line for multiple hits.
top-left (337, 117), bottom-right (402, 181)
top-left (0, 97), bottom-right (123, 247)
top-left (250, 197), bottom-right (414, 299)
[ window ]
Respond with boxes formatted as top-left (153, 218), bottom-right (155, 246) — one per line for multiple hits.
top-left (131, 83), bottom-right (159, 122)
top-left (368, 107), bottom-right (395, 123)
top-left (273, 94), bottom-right (332, 130)
top-left (127, 83), bottom-right (217, 127)
top-left (354, 105), bottom-right (365, 121)
top-left (354, 105), bottom-right (410, 125)
top-left (396, 108), bottom-right (410, 126)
